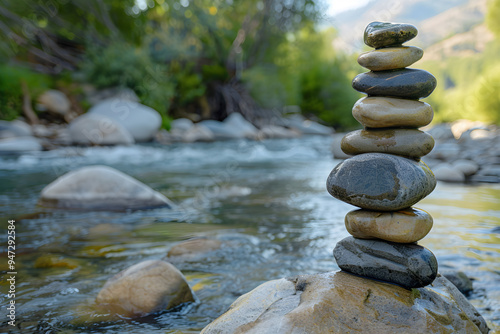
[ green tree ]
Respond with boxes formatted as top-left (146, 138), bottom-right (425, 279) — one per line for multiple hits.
top-left (487, 0), bottom-right (500, 38)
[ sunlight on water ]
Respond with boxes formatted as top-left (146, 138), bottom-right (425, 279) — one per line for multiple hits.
top-left (0, 137), bottom-right (499, 332)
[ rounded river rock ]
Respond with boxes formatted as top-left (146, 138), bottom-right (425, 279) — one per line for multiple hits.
top-left (352, 96), bottom-right (433, 128)
top-left (334, 236), bottom-right (438, 289)
top-left (364, 21), bottom-right (418, 49)
top-left (326, 153), bottom-right (436, 211)
top-left (358, 46), bottom-right (423, 71)
top-left (345, 207), bottom-right (433, 243)
top-left (341, 128), bottom-right (435, 158)
top-left (352, 69), bottom-right (437, 99)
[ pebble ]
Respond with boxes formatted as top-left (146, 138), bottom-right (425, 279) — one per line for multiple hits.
top-left (352, 97), bottom-right (433, 128)
top-left (352, 69), bottom-right (437, 99)
top-left (333, 236), bottom-right (438, 289)
top-left (327, 153), bottom-right (436, 211)
top-left (364, 22), bottom-right (418, 49)
top-left (358, 46), bottom-right (423, 71)
top-left (341, 128), bottom-right (434, 158)
top-left (345, 207), bottom-right (433, 243)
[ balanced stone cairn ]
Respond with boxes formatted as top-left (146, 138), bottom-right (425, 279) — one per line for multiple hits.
top-left (328, 22), bottom-right (439, 289)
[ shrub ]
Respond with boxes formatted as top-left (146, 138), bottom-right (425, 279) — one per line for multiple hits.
top-left (0, 65), bottom-right (52, 120)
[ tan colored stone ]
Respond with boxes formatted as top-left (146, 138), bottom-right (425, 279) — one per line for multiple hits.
top-left (167, 238), bottom-right (222, 257)
top-left (345, 207), bottom-right (433, 243)
top-left (341, 128), bottom-right (434, 158)
top-left (201, 271), bottom-right (488, 334)
top-left (358, 46), bottom-right (423, 71)
top-left (96, 260), bottom-right (194, 317)
top-left (352, 97), bottom-right (433, 128)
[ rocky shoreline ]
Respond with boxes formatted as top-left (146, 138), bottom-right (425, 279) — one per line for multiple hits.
top-left (333, 119), bottom-right (500, 184)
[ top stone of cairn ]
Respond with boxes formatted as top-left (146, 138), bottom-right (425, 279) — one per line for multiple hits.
top-left (364, 22), bottom-right (418, 49)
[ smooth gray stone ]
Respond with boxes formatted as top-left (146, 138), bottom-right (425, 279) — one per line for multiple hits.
top-left (352, 69), bottom-right (437, 99)
top-left (326, 153), bottom-right (436, 211)
top-left (334, 236), bottom-right (438, 289)
top-left (364, 21), bottom-right (418, 49)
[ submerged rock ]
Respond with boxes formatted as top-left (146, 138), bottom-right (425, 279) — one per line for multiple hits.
top-left (38, 165), bottom-right (173, 210)
top-left (201, 271), bottom-right (488, 334)
top-left (96, 260), bottom-right (195, 317)
top-left (167, 238), bottom-right (223, 259)
top-left (334, 236), bottom-right (438, 289)
top-left (326, 153), bottom-right (436, 211)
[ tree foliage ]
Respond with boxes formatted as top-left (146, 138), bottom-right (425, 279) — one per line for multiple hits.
top-left (0, 0), bottom-right (362, 128)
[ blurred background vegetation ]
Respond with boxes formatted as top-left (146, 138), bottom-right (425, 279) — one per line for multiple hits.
top-left (0, 0), bottom-right (499, 129)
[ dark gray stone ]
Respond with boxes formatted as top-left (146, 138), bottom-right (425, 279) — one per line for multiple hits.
top-left (364, 21), bottom-right (418, 49)
top-left (352, 69), bottom-right (437, 99)
top-left (326, 153), bottom-right (436, 211)
top-left (334, 236), bottom-right (438, 289)
top-left (442, 270), bottom-right (473, 296)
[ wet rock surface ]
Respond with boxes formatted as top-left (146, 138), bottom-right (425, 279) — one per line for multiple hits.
top-left (333, 237), bottom-right (438, 289)
top-left (327, 153), bottom-right (436, 211)
top-left (96, 260), bottom-right (195, 317)
top-left (39, 165), bottom-right (173, 210)
top-left (201, 271), bottom-right (488, 334)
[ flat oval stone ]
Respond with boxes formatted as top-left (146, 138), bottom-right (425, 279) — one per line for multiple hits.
top-left (358, 46), bottom-right (423, 71)
top-left (364, 22), bottom-right (418, 49)
top-left (345, 207), bottom-right (433, 243)
top-left (341, 128), bottom-right (434, 158)
top-left (326, 153), bottom-right (436, 211)
top-left (334, 236), bottom-right (438, 289)
top-left (352, 69), bottom-right (437, 99)
top-left (352, 97), bottom-right (433, 128)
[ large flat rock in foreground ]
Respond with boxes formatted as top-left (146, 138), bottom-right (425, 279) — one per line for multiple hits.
top-left (202, 271), bottom-right (488, 334)
top-left (39, 165), bottom-right (173, 210)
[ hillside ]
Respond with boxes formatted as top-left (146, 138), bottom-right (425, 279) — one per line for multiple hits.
top-left (330, 0), bottom-right (486, 53)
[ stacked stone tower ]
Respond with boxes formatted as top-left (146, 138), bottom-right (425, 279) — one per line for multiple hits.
top-left (328, 22), bottom-right (439, 289)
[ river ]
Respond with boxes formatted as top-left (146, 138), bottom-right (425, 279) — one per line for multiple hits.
top-left (1, 136), bottom-right (499, 333)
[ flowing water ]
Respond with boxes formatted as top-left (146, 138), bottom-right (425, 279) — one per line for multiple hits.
top-left (0, 136), bottom-right (499, 333)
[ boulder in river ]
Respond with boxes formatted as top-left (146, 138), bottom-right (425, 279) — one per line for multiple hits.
top-left (68, 113), bottom-right (135, 146)
top-left (223, 113), bottom-right (259, 139)
top-left (88, 98), bottom-right (162, 142)
top-left (38, 165), bottom-right (173, 210)
top-left (201, 271), bottom-right (488, 334)
top-left (96, 260), bottom-right (195, 317)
